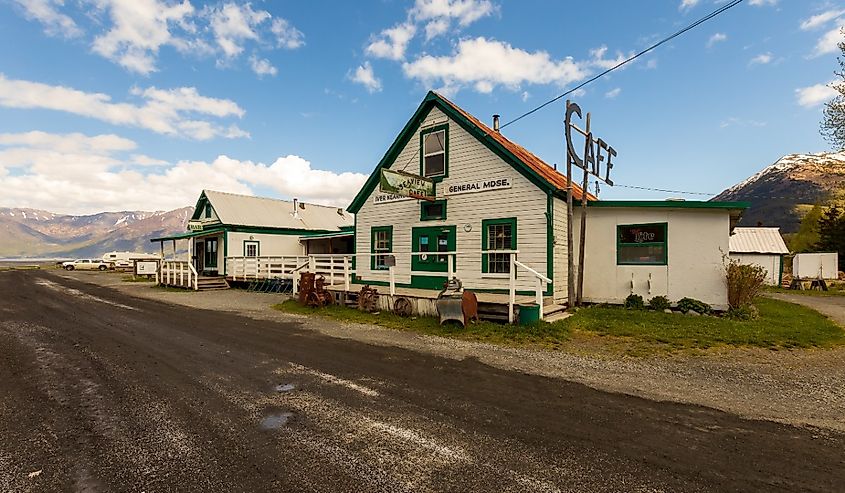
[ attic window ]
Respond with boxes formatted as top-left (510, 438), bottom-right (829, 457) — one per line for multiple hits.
top-left (204, 203), bottom-right (212, 218)
top-left (421, 125), bottom-right (447, 178)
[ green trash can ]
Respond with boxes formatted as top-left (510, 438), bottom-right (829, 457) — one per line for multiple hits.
top-left (518, 303), bottom-right (540, 325)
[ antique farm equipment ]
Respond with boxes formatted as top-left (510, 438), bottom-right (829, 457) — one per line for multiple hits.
top-left (435, 278), bottom-right (478, 326)
top-left (299, 272), bottom-right (332, 307)
top-left (393, 297), bottom-right (413, 317)
top-left (357, 285), bottom-right (379, 312)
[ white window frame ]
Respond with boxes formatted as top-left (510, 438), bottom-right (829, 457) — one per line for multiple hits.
top-left (422, 129), bottom-right (446, 178)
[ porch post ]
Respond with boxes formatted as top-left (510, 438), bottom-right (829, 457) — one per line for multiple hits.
top-left (389, 265), bottom-right (396, 296)
top-left (343, 256), bottom-right (350, 291)
top-left (508, 253), bottom-right (516, 324)
top-left (536, 277), bottom-right (544, 320)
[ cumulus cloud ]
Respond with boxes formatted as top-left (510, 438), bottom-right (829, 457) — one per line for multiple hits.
top-left (810, 23), bottom-right (845, 58)
top-left (249, 55), bottom-right (278, 77)
top-left (350, 62), bottom-right (382, 93)
top-left (411, 0), bottom-right (496, 40)
top-left (0, 131), bottom-right (368, 214)
top-left (748, 0), bottom-right (777, 6)
top-left (706, 32), bottom-right (727, 48)
top-left (795, 81), bottom-right (837, 108)
top-left (270, 17), bottom-right (305, 49)
top-left (679, 0), bottom-right (699, 12)
top-left (402, 37), bottom-right (587, 94)
top-left (0, 74), bottom-right (248, 140)
top-left (749, 52), bottom-right (773, 65)
top-left (11, 0), bottom-right (82, 38)
top-left (800, 9), bottom-right (845, 30)
top-left (366, 23), bottom-right (417, 61)
top-left (604, 88), bottom-right (621, 99)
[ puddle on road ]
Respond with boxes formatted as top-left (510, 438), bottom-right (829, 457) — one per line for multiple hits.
top-left (260, 412), bottom-right (294, 430)
top-left (275, 383), bottom-right (296, 393)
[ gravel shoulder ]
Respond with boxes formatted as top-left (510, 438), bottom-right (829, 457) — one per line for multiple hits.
top-left (66, 271), bottom-right (845, 432)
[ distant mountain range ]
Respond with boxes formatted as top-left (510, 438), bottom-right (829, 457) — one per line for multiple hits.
top-left (0, 206), bottom-right (192, 259)
top-left (714, 151), bottom-right (845, 233)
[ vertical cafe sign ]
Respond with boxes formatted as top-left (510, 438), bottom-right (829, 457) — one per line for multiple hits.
top-left (564, 100), bottom-right (618, 308)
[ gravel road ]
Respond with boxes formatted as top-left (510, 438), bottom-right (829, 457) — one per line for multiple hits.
top-left (3, 270), bottom-right (844, 492)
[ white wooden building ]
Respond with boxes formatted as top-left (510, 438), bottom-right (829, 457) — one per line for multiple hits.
top-left (729, 227), bottom-right (789, 285)
top-left (150, 190), bottom-right (353, 285)
top-left (345, 91), bottom-right (748, 312)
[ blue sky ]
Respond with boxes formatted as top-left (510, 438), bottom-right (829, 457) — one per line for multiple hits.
top-left (0, 0), bottom-right (841, 214)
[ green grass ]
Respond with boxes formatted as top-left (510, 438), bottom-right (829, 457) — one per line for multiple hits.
top-left (273, 297), bottom-right (845, 353)
top-left (764, 285), bottom-right (845, 297)
top-left (121, 275), bottom-right (155, 283)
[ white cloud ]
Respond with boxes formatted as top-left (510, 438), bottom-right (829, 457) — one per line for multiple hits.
top-left (249, 55), bottom-right (278, 77)
top-left (795, 81), bottom-right (838, 108)
top-left (749, 52), bottom-right (773, 65)
top-left (719, 117), bottom-right (767, 128)
top-left (604, 88), bottom-right (621, 99)
top-left (366, 23), bottom-right (417, 61)
top-left (810, 23), bottom-right (845, 58)
top-left (0, 131), bottom-right (368, 213)
top-left (412, 0), bottom-right (496, 40)
top-left (748, 0), bottom-right (777, 6)
top-left (588, 45), bottom-right (632, 70)
top-left (707, 32), bottom-right (727, 48)
top-left (350, 62), bottom-right (382, 93)
top-left (0, 74), bottom-right (248, 140)
top-left (207, 2), bottom-right (269, 59)
top-left (91, 0), bottom-right (194, 75)
top-left (270, 17), bottom-right (305, 49)
top-left (679, 0), bottom-right (699, 12)
top-left (11, 0), bottom-right (82, 38)
top-left (402, 37), bottom-right (587, 94)
top-left (800, 9), bottom-right (845, 30)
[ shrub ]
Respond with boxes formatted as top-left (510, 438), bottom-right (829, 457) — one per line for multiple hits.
top-left (624, 293), bottom-right (644, 310)
top-left (677, 297), bottom-right (712, 314)
top-left (648, 295), bottom-right (671, 311)
top-left (725, 258), bottom-right (767, 310)
top-left (726, 305), bottom-right (759, 320)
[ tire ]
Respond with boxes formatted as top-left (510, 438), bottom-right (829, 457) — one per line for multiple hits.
top-left (65, 265), bottom-right (74, 271)
top-left (98, 265), bottom-right (107, 271)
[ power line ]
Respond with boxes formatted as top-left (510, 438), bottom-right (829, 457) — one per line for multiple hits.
top-left (614, 184), bottom-right (716, 196)
top-left (499, 0), bottom-right (746, 129)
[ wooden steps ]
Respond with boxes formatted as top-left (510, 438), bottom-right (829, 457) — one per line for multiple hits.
top-left (196, 277), bottom-right (230, 291)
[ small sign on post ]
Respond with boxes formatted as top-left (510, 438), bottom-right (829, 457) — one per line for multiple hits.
top-left (379, 169), bottom-right (435, 201)
top-left (564, 101), bottom-right (618, 308)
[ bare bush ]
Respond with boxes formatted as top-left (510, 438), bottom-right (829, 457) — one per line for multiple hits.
top-left (725, 258), bottom-right (767, 310)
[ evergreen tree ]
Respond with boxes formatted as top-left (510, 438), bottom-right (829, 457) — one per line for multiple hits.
top-left (816, 206), bottom-right (845, 265)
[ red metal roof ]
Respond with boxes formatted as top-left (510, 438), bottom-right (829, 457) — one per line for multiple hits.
top-left (436, 92), bottom-right (596, 201)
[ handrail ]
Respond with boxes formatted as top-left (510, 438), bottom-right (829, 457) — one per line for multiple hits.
top-left (514, 260), bottom-right (552, 284)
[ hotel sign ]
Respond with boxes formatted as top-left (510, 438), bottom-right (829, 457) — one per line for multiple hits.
top-left (379, 169), bottom-right (435, 201)
top-left (187, 221), bottom-right (203, 231)
top-left (445, 177), bottom-right (511, 196)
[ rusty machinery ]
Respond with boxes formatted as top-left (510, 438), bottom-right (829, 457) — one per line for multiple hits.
top-left (435, 277), bottom-right (478, 327)
top-left (357, 285), bottom-right (379, 312)
top-left (298, 272), bottom-right (333, 308)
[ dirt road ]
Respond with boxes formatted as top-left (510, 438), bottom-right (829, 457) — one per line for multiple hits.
top-left (2, 270), bottom-right (843, 492)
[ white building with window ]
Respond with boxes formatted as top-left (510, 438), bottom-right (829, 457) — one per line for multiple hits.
top-left (347, 92), bottom-right (747, 310)
top-left (151, 190), bottom-right (354, 279)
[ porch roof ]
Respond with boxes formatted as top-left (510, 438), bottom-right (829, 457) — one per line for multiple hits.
top-left (299, 230), bottom-right (355, 241)
top-left (149, 227), bottom-right (225, 242)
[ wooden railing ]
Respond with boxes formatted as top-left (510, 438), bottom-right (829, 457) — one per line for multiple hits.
top-left (157, 260), bottom-right (198, 290)
top-left (225, 250), bottom-right (551, 322)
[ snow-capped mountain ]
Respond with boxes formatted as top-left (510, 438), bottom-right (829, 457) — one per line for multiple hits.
top-left (0, 206), bottom-right (192, 258)
top-left (713, 152), bottom-right (845, 232)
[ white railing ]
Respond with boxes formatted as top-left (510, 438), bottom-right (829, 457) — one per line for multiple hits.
top-left (225, 250), bottom-right (551, 322)
top-left (157, 260), bottom-right (198, 290)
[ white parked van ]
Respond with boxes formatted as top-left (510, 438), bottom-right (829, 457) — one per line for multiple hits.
top-left (102, 251), bottom-right (161, 268)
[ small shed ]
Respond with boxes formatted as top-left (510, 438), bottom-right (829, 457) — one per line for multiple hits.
top-left (729, 227), bottom-right (789, 285)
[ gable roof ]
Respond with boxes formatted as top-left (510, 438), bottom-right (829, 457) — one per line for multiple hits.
top-left (347, 91), bottom-right (594, 213)
top-left (729, 227), bottom-right (789, 254)
top-left (198, 190), bottom-right (354, 231)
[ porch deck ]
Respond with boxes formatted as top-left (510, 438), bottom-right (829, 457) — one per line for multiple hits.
top-left (326, 282), bottom-right (555, 306)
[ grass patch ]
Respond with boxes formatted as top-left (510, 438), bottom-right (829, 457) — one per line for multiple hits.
top-left (764, 285), bottom-right (845, 297)
top-left (274, 297), bottom-right (845, 353)
top-left (273, 300), bottom-right (572, 348)
top-left (121, 275), bottom-right (155, 283)
top-left (564, 297), bottom-right (845, 351)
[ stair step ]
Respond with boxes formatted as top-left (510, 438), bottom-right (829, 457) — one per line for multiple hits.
top-left (544, 311), bottom-right (572, 323)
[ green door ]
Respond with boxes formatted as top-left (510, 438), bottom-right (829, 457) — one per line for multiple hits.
top-left (411, 226), bottom-right (456, 289)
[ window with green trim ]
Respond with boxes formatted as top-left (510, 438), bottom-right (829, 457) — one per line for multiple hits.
top-left (617, 223), bottom-right (667, 265)
top-left (482, 218), bottom-right (517, 274)
top-left (420, 200), bottom-right (446, 221)
top-left (371, 226), bottom-right (393, 270)
top-left (420, 125), bottom-right (448, 179)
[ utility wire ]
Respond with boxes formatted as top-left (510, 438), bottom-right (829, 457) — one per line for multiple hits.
top-left (499, 0), bottom-right (746, 129)
top-left (615, 184), bottom-right (716, 196)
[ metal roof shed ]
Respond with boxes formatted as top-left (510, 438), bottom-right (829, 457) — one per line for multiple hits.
top-left (728, 227), bottom-right (789, 285)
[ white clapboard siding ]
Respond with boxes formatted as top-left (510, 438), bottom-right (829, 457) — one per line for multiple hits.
top-left (357, 106), bottom-right (551, 292)
top-left (553, 197), bottom-right (570, 302)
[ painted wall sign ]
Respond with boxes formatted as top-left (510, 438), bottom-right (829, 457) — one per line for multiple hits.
top-left (187, 221), bottom-right (203, 231)
top-left (134, 260), bottom-right (159, 275)
top-left (379, 169), bottom-right (435, 201)
top-left (373, 193), bottom-right (414, 204)
top-left (445, 178), bottom-right (511, 196)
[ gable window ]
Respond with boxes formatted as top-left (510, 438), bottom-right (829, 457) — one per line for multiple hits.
top-left (482, 218), bottom-right (517, 274)
top-left (371, 226), bottom-right (393, 270)
top-left (420, 124), bottom-right (448, 179)
top-left (420, 200), bottom-right (447, 221)
top-left (617, 223), bottom-right (668, 265)
top-left (204, 203), bottom-right (212, 218)
top-left (244, 241), bottom-right (259, 257)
